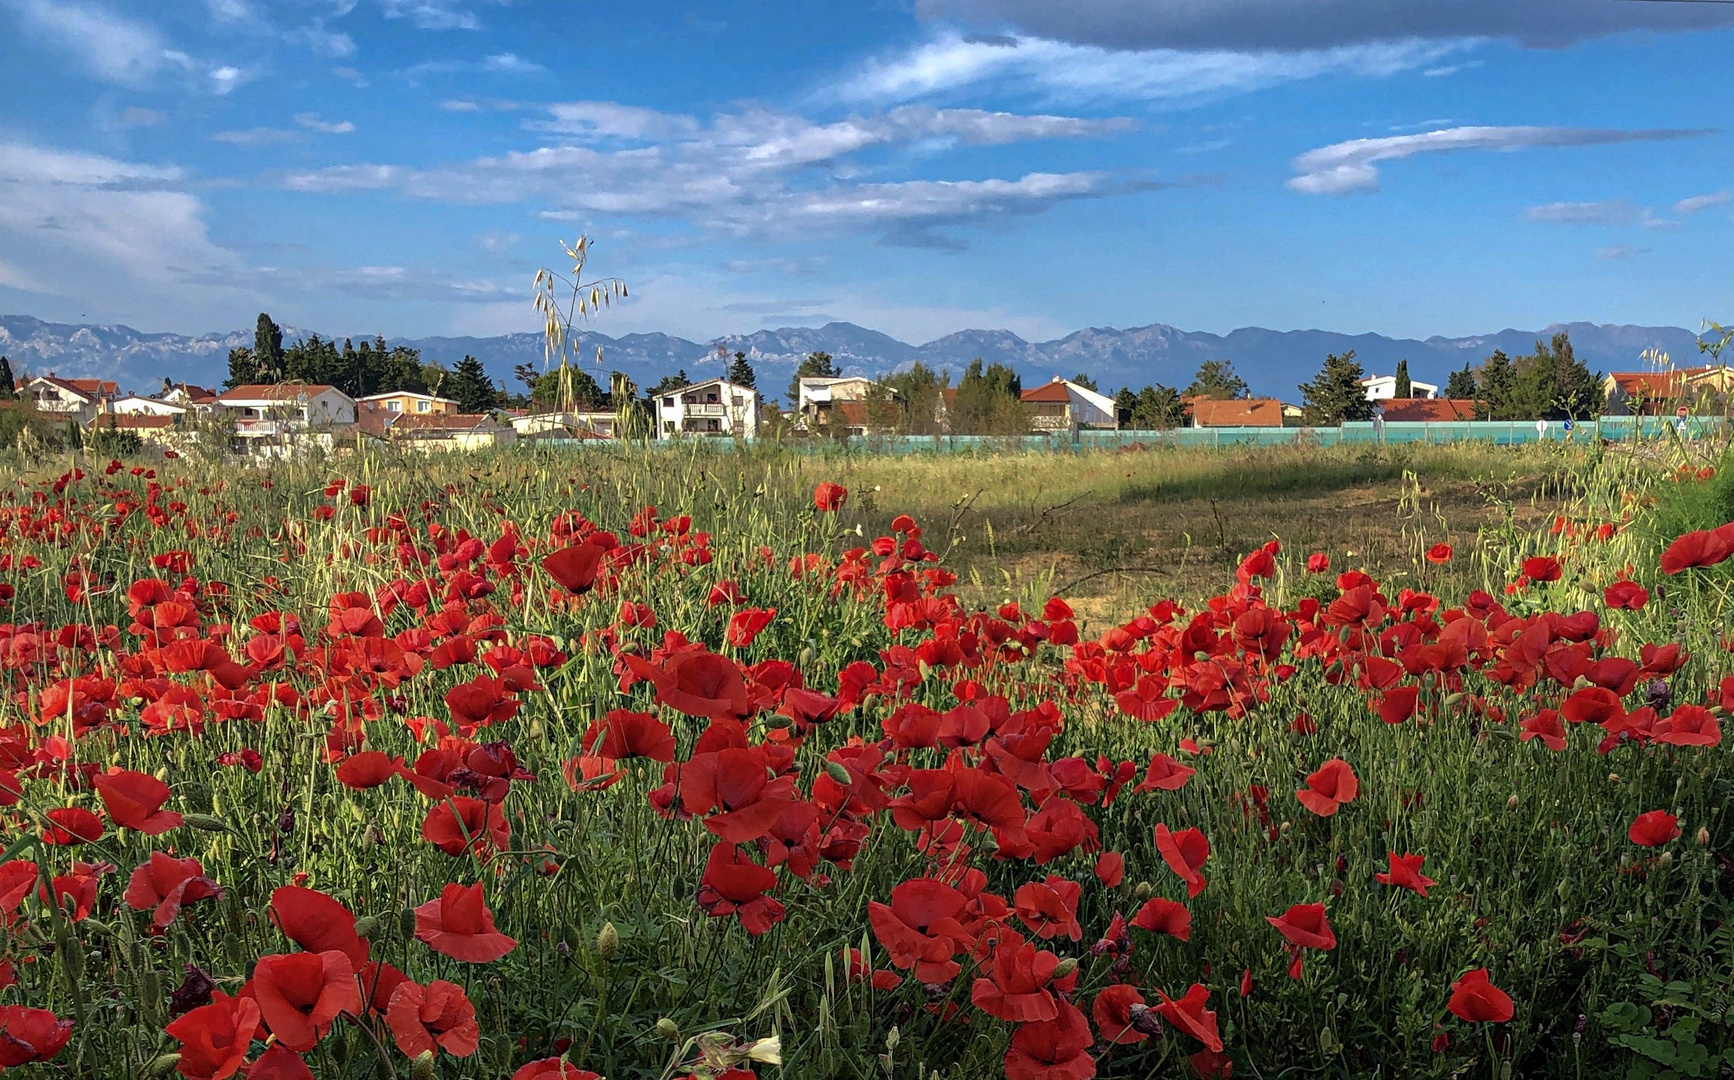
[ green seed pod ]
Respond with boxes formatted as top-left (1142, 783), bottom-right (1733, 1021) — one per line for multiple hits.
top-left (400, 907), bottom-right (417, 941)
top-left (144, 1053), bottom-right (182, 1078)
top-left (353, 916), bottom-right (380, 940)
top-left (1052, 958), bottom-right (1078, 979)
top-left (183, 814), bottom-right (229, 833)
top-left (655, 1017), bottom-right (680, 1040)
top-left (1132, 881), bottom-right (1153, 901)
top-left (824, 760), bottom-right (853, 785)
top-left (596, 921), bottom-right (619, 961)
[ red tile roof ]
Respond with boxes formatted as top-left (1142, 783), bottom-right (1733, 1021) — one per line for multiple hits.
top-left (392, 413), bottom-right (507, 433)
top-left (1020, 381), bottom-right (1073, 404)
top-left (1378, 398), bottom-right (1478, 422)
top-left (1190, 398), bottom-right (1285, 427)
top-left (90, 414), bottom-right (175, 430)
top-left (29, 376), bottom-right (118, 400)
top-left (215, 383), bottom-right (338, 402)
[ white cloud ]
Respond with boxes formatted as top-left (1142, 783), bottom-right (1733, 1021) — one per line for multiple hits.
top-left (831, 30), bottom-right (1463, 106)
top-left (119, 107), bottom-right (166, 126)
top-left (3, 0), bottom-right (183, 85)
top-left (212, 127), bottom-right (299, 146)
top-left (286, 100), bottom-right (1146, 245)
top-left (1524, 199), bottom-right (1636, 226)
top-left (913, 0), bottom-right (1734, 51)
top-left (295, 113), bottom-right (356, 134)
top-left (441, 99), bottom-right (483, 112)
top-left (378, 0), bottom-right (483, 30)
top-left (1599, 245), bottom-right (1649, 261)
top-left (1288, 126), bottom-right (1711, 195)
top-left (481, 52), bottom-right (545, 74)
top-left (1675, 191), bottom-right (1732, 215)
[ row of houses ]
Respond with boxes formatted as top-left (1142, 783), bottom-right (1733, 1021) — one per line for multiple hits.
top-left (16, 361), bottom-right (1734, 454)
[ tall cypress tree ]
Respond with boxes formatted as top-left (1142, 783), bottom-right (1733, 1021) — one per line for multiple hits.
top-left (726, 350), bottom-right (757, 390)
top-left (1394, 359), bottom-right (1412, 399)
top-left (446, 355), bottom-right (502, 413)
top-left (0, 356), bottom-right (16, 401)
top-left (254, 313), bottom-right (285, 383)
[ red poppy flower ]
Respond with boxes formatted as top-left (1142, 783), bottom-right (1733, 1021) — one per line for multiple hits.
top-left (624, 651), bottom-right (751, 719)
top-left (682, 747), bottom-right (797, 844)
top-left (972, 929), bottom-right (1064, 1022)
top-left (1092, 984), bottom-right (1149, 1044)
top-left (334, 752), bottom-right (403, 790)
top-left (92, 767), bottom-right (182, 835)
top-left (1094, 851), bottom-right (1124, 887)
top-left (1603, 580), bottom-right (1649, 610)
top-left (414, 882), bottom-right (517, 963)
top-left (1660, 528), bottom-right (1732, 574)
top-left (1377, 686), bottom-right (1420, 725)
top-left (250, 950), bottom-right (361, 1051)
top-left (542, 542), bottom-right (607, 593)
top-left (165, 993), bottom-right (260, 1080)
top-left (1155, 984), bottom-right (1223, 1053)
top-left (1425, 543), bottom-right (1453, 565)
top-left (868, 877), bottom-right (973, 983)
top-left (1629, 810), bottom-right (1680, 847)
top-left (1306, 552), bottom-right (1330, 573)
top-left (1129, 897), bottom-right (1191, 941)
top-left (1561, 687), bottom-right (1624, 727)
top-left (41, 861), bottom-right (110, 922)
top-left (1521, 555), bottom-right (1563, 582)
top-left (1155, 823), bottom-right (1209, 898)
top-left (725, 607), bottom-right (776, 648)
top-left (694, 842), bottom-right (786, 935)
top-left (247, 1044), bottom-right (315, 1080)
top-left (512, 1060), bottom-right (602, 1080)
top-left (444, 677), bottom-right (520, 732)
top-left (1518, 710), bottom-right (1566, 751)
top-left (386, 979), bottom-right (479, 1058)
top-left (0, 862), bottom-right (36, 921)
top-left (1446, 968), bottom-right (1514, 1023)
top-left (125, 852), bottom-right (221, 932)
top-left (1655, 705), bottom-right (1721, 747)
top-left (1013, 875), bottom-right (1083, 942)
top-left (1375, 852), bottom-right (1436, 897)
top-left (813, 483), bottom-right (849, 512)
top-left (421, 797), bottom-right (510, 858)
top-left (42, 806), bottom-right (104, 845)
top-left (1115, 675), bottom-right (1178, 722)
top-left (270, 887), bottom-right (369, 966)
top-left (583, 710), bottom-right (675, 762)
top-left (1267, 902), bottom-right (1336, 950)
top-left (1294, 758), bottom-right (1358, 817)
top-left (0, 1006), bottom-right (73, 1067)
top-left (1003, 1001), bottom-right (1095, 1080)
top-left (1137, 753), bottom-right (1194, 792)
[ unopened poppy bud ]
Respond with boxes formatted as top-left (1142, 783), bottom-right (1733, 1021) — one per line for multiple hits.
top-left (1445, 692), bottom-right (1465, 707)
top-left (352, 916), bottom-right (380, 939)
top-left (1052, 958), bottom-right (1079, 979)
top-left (1608, 773), bottom-right (1621, 785)
top-left (1132, 881), bottom-right (1153, 901)
top-left (763, 713), bottom-right (793, 729)
top-left (884, 1027), bottom-right (900, 1051)
top-left (798, 646), bottom-right (815, 669)
top-left (183, 813), bottom-right (228, 833)
top-left (655, 1017), bottom-right (680, 1040)
top-left (1507, 794), bottom-right (1519, 810)
top-left (1698, 827), bottom-right (1711, 845)
top-left (410, 1051), bottom-right (437, 1080)
top-left (1127, 1002), bottom-right (1164, 1036)
top-left (596, 921), bottom-right (619, 960)
top-left (144, 1053), bottom-right (182, 1078)
top-left (399, 907), bottom-right (416, 940)
top-left (1657, 851), bottom-right (1674, 867)
top-left (747, 1034), bottom-right (782, 1064)
top-left (824, 760), bottom-right (853, 785)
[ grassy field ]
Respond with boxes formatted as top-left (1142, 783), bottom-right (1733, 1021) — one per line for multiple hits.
top-left (0, 436), bottom-right (1727, 1080)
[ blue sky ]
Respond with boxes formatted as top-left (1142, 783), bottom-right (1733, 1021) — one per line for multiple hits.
top-left (2, 0), bottom-right (1731, 344)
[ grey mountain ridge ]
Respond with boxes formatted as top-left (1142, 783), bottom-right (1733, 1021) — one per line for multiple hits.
top-left (0, 314), bottom-right (1707, 402)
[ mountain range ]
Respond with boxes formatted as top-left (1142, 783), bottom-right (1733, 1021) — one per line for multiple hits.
top-left (0, 314), bottom-right (1708, 403)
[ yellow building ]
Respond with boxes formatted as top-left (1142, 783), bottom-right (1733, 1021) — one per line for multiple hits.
top-left (357, 391), bottom-right (459, 416)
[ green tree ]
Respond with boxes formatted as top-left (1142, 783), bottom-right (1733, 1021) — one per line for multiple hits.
top-left (253, 313), bottom-right (285, 383)
top-left (1445, 363), bottom-right (1478, 399)
top-left (1185, 360), bottom-right (1249, 401)
top-left (1113, 387), bottom-right (1136, 426)
top-left (1473, 335), bottom-right (1600, 420)
top-left (880, 361), bottom-right (948, 435)
top-left (951, 358), bottom-right (1024, 434)
top-left (1300, 350), bottom-right (1374, 425)
top-left (726, 350), bottom-right (757, 390)
top-left (1132, 384), bottom-right (1187, 429)
top-left (283, 334), bottom-right (341, 387)
top-left (531, 365), bottom-right (605, 408)
top-left (445, 355), bottom-right (503, 413)
top-left (224, 346), bottom-right (259, 389)
top-left (0, 356), bottom-right (16, 401)
top-left (646, 370), bottom-right (689, 399)
top-left (787, 351), bottom-right (840, 405)
top-left (1475, 350), bottom-right (1517, 419)
top-left (1394, 360), bottom-right (1412, 399)
top-left (1071, 373), bottom-right (1098, 391)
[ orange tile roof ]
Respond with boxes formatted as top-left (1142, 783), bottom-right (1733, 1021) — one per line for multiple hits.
top-left (393, 413), bottom-right (506, 433)
top-left (215, 383), bottom-right (338, 402)
top-left (1020, 381), bottom-right (1073, 404)
top-left (90, 414), bottom-right (175, 430)
top-left (1378, 398), bottom-right (1478, 422)
top-left (1190, 398), bottom-right (1285, 427)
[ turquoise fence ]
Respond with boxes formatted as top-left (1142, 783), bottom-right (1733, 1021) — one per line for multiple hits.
top-left (522, 416), bottom-right (1728, 455)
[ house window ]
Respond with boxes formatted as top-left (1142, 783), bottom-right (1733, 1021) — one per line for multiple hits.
top-left (664, 397), bottom-right (675, 408)
top-left (417, 401), bottom-right (429, 413)
top-left (387, 401), bottom-right (401, 412)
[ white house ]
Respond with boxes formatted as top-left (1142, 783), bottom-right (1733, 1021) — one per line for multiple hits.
top-left (1361, 374), bottom-right (1439, 401)
top-left (510, 410), bottom-right (618, 438)
top-left (213, 383), bottom-right (358, 451)
top-left (20, 375), bottom-right (117, 425)
top-left (111, 395), bottom-right (188, 418)
top-left (797, 376), bottom-right (887, 435)
top-left (1019, 377), bottom-right (1119, 431)
top-left (157, 382), bottom-right (221, 415)
top-left (654, 378), bottom-right (759, 439)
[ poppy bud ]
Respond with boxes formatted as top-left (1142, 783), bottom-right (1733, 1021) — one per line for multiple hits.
top-left (1698, 827), bottom-right (1711, 845)
top-left (1445, 693), bottom-right (1464, 707)
top-left (183, 813), bottom-right (229, 833)
top-left (799, 646), bottom-right (815, 669)
top-left (144, 1054), bottom-right (182, 1078)
top-left (824, 760), bottom-right (853, 785)
top-left (1609, 773), bottom-right (1621, 785)
top-left (1507, 794), bottom-right (1519, 810)
top-left (597, 921), bottom-right (620, 961)
top-left (1657, 851), bottom-right (1674, 868)
top-left (656, 1017), bottom-right (680, 1040)
top-left (410, 1051), bottom-right (437, 1080)
top-left (1126, 1002), bottom-right (1164, 1036)
top-left (399, 907), bottom-right (416, 940)
top-left (764, 714), bottom-right (793, 729)
top-left (1052, 958), bottom-right (1079, 979)
top-left (1132, 881), bottom-right (1153, 901)
top-left (885, 1027), bottom-right (900, 1052)
top-left (352, 916), bottom-right (380, 939)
